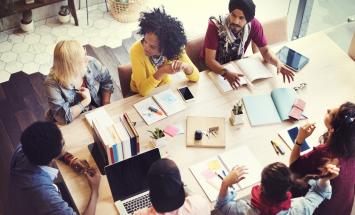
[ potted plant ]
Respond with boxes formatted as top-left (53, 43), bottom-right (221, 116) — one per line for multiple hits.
top-left (148, 128), bottom-right (167, 148)
top-left (58, 5), bottom-right (71, 23)
top-left (20, 10), bottom-right (34, 32)
top-left (230, 100), bottom-right (244, 125)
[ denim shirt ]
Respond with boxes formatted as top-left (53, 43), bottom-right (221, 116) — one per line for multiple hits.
top-left (215, 179), bottom-right (332, 215)
top-left (44, 56), bottom-right (114, 124)
top-left (6, 145), bottom-right (76, 215)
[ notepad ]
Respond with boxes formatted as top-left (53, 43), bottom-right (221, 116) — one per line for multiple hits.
top-left (134, 89), bottom-right (186, 125)
top-left (243, 88), bottom-right (297, 126)
top-left (189, 145), bottom-right (263, 201)
top-left (208, 57), bottom-right (273, 93)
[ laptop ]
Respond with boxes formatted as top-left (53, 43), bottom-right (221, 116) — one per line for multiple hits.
top-left (105, 148), bottom-right (161, 215)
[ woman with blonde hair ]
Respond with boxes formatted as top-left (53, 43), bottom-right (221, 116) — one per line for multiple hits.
top-left (45, 40), bottom-right (114, 124)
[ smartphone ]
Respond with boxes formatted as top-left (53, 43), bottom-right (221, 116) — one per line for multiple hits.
top-left (178, 86), bottom-right (194, 102)
top-left (276, 46), bottom-right (309, 72)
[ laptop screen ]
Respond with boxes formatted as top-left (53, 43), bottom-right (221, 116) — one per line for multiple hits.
top-left (105, 148), bottom-right (161, 201)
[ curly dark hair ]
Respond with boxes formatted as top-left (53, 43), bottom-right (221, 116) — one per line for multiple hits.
top-left (138, 7), bottom-right (187, 60)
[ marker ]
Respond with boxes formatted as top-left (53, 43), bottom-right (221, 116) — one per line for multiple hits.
top-left (148, 106), bottom-right (164, 115)
top-left (271, 140), bottom-right (285, 155)
top-left (270, 141), bottom-right (279, 156)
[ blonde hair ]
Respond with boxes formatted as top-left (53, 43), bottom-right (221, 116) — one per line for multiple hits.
top-left (50, 40), bottom-right (86, 87)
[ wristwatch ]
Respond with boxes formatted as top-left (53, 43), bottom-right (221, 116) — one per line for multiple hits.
top-left (295, 141), bottom-right (303, 146)
top-left (221, 68), bottom-right (228, 77)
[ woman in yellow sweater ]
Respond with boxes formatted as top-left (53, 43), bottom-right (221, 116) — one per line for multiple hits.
top-left (130, 8), bottom-right (200, 96)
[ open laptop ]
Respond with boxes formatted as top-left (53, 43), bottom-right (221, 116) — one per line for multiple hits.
top-left (105, 148), bottom-right (161, 215)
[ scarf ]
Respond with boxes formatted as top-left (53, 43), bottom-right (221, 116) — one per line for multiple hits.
top-left (210, 15), bottom-right (251, 64)
top-left (149, 55), bottom-right (165, 70)
top-left (251, 185), bottom-right (292, 215)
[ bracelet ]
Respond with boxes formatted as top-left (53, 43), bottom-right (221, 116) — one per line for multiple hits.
top-left (295, 141), bottom-right (303, 146)
top-left (78, 101), bottom-right (85, 112)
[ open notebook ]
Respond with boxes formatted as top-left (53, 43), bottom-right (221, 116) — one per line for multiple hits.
top-left (189, 145), bottom-right (263, 202)
top-left (243, 88), bottom-right (297, 126)
top-left (134, 89), bottom-right (186, 125)
top-left (208, 57), bottom-right (273, 93)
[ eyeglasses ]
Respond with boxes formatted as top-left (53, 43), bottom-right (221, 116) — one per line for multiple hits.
top-left (293, 83), bottom-right (307, 92)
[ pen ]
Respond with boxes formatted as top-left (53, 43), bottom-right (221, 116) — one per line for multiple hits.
top-left (148, 106), bottom-right (164, 115)
top-left (270, 141), bottom-right (279, 156)
top-left (271, 140), bottom-right (285, 155)
top-left (214, 172), bottom-right (235, 190)
top-left (222, 170), bottom-right (227, 177)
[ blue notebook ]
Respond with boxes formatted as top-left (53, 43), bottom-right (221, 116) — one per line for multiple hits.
top-left (243, 88), bottom-right (297, 126)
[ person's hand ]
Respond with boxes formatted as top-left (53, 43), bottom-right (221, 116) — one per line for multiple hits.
top-left (159, 64), bottom-right (177, 75)
top-left (224, 71), bottom-right (244, 89)
top-left (71, 159), bottom-right (90, 174)
top-left (318, 163), bottom-right (340, 188)
top-left (222, 165), bottom-right (248, 187)
top-left (277, 62), bottom-right (295, 83)
top-left (86, 168), bottom-right (101, 193)
top-left (78, 87), bottom-right (91, 106)
top-left (295, 123), bottom-right (316, 144)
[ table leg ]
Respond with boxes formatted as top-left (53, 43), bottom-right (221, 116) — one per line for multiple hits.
top-left (68, 0), bottom-right (78, 26)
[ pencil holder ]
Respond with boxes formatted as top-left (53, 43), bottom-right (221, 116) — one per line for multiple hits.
top-left (230, 111), bottom-right (244, 125)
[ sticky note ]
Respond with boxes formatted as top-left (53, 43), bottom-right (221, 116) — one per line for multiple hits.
top-left (208, 160), bottom-right (221, 170)
top-left (201, 169), bottom-right (215, 179)
top-left (164, 125), bottom-right (179, 137)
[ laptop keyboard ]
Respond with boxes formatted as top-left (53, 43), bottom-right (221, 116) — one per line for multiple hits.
top-left (123, 193), bottom-right (152, 214)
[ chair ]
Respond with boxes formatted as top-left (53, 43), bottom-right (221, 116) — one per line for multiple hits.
top-left (118, 64), bottom-right (136, 98)
top-left (252, 15), bottom-right (288, 53)
top-left (185, 35), bottom-right (208, 71)
top-left (79, 0), bottom-right (109, 25)
top-left (348, 32), bottom-right (355, 61)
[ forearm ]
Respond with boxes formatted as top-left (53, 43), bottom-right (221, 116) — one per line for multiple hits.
top-left (260, 47), bottom-right (279, 66)
top-left (290, 143), bottom-right (302, 165)
top-left (101, 90), bottom-right (111, 105)
top-left (206, 58), bottom-right (225, 75)
top-left (218, 182), bottom-right (229, 199)
top-left (69, 102), bottom-right (86, 120)
top-left (82, 190), bottom-right (99, 215)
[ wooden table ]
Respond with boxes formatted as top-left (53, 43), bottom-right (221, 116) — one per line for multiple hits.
top-left (56, 32), bottom-right (355, 214)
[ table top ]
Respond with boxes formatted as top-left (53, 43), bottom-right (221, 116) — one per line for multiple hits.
top-left (56, 32), bottom-right (355, 214)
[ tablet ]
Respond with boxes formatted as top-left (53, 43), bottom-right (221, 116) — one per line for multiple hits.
top-left (276, 46), bottom-right (309, 72)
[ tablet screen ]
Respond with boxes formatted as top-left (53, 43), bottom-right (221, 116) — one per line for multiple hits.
top-left (277, 46), bottom-right (309, 72)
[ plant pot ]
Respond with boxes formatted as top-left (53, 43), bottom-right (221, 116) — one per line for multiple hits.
top-left (230, 111), bottom-right (244, 125)
top-left (150, 137), bottom-right (168, 148)
top-left (58, 14), bottom-right (70, 23)
top-left (20, 20), bottom-right (34, 32)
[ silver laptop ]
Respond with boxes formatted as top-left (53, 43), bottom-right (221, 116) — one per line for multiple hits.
top-left (105, 148), bottom-right (161, 215)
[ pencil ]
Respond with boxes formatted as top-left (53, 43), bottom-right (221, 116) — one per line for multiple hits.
top-left (271, 140), bottom-right (285, 155)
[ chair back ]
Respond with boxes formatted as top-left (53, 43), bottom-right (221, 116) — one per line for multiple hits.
top-left (117, 64), bottom-right (136, 98)
top-left (185, 35), bottom-right (207, 71)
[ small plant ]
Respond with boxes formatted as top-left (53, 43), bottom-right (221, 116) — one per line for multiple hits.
top-left (59, 5), bottom-right (70, 16)
top-left (232, 100), bottom-right (243, 115)
top-left (21, 10), bottom-right (32, 24)
top-left (148, 128), bottom-right (165, 139)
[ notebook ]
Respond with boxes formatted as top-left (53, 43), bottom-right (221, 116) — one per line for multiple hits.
top-left (278, 123), bottom-right (325, 155)
top-left (189, 145), bottom-right (262, 201)
top-left (105, 148), bottom-right (161, 215)
top-left (208, 57), bottom-right (273, 93)
top-left (134, 89), bottom-right (186, 125)
top-left (243, 88), bottom-right (297, 126)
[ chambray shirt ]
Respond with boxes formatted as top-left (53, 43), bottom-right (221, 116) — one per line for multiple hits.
top-left (6, 145), bottom-right (77, 215)
top-left (44, 56), bottom-right (114, 124)
top-left (215, 180), bottom-right (332, 215)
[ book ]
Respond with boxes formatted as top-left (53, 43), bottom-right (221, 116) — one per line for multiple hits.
top-left (186, 116), bottom-right (225, 148)
top-left (134, 89), bottom-right (186, 125)
top-left (189, 145), bottom-right (263, 202)
top-left (208, 57), bottom-right (273, 93)
top-left (123, 113), bottom-right (140, 154)
top-left (243, 88), bottom-right (297, 126)
top-left (278, 123), bottom-right (325, 155)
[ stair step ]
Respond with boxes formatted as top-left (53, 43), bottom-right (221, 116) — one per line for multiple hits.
top-left (122, 37), bottom-right (137, 53)
top-left (112, 46), bottom-right (131, 65)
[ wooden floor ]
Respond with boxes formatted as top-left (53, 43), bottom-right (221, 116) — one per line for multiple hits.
top-left (0, 44), bottom-right (127, 214)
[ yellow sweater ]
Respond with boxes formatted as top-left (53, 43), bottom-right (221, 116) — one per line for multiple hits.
top-left (130, 41), bottom-right (200, 96)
